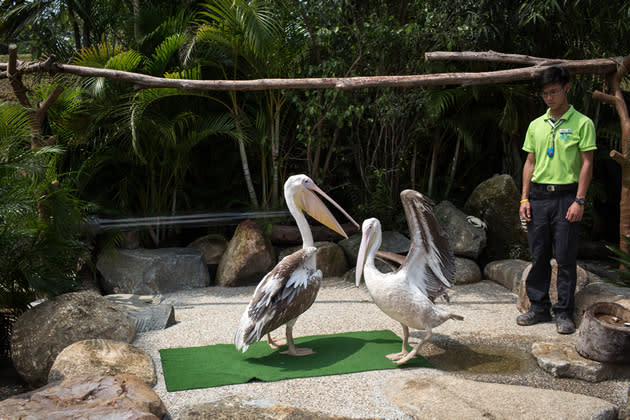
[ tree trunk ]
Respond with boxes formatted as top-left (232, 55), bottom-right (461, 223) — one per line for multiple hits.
top-left (271, 110), bottom-right (280, 205)
top-left (67, 2), bottom-right (82, 50)
top-left (444, 136), bottom-right (461, 198)
top-left (132, 0), bottom-right (141, 44)
top-left (427, 140), bottom-right (439, 197)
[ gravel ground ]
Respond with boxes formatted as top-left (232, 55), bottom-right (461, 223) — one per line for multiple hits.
top-left (132, 279), bottom-right (629, 419)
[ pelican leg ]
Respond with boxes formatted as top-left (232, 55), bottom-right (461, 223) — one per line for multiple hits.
top-left (267, 333), bottom-right (287, 349)
top-left (279, 325), bottom-right (315, 356)
top-left (393, 329), bottom-right (432, 365)
top-left (386, 324), bottom-right (410, 361)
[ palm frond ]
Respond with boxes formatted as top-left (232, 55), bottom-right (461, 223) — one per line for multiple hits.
top-left (72, 43), bottom-right (127, 67)
top-left (105, 50), bottom-right (143, 72)
top-left (146, 33), bottom-right (189, 76)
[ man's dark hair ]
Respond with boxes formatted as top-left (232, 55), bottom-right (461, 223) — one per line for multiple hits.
top-left (539, 66), bottom-right (570, 90)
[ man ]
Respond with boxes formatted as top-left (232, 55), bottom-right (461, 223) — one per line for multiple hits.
top-left (518, 66), bottom-right (596, 334)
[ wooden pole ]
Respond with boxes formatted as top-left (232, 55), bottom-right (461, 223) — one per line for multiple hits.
top-left (592, 55), bottom-right (630, 255)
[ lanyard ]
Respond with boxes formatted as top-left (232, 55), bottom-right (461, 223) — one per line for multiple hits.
top-left (545, 118), bottom-right (565, 157)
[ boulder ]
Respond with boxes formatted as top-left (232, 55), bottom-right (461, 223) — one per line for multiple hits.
top-left (97, 247), bottom-right (210, 294)
top-left (621, 387), bottom-right (630, 420)
top-left (517, 260), bottom-right (593, 313)
top-left (187, 233), bottom-right (228, 266)
top-left (383, 375), bottom-right (617, 420)
top-left (455, 257), bottom-right (482, 285)
top-left (531, 342), bottom-right (630, 382)
top-left (574, 282), bottom-right (630, 326)
top-left (11, 292), bottom-right (136, 387)
top-left (339, 231), bottom-right (411, 271)
top-left (105, 294), bottom-right (175, 332)
top-left (464, 174), bottom-right (529, 261)
top-left (435, 200), bottom-right (487, 259)
top-left (278, 242), bottom-right (349, 278)
top-left (484, 259), bottom-right (531, 292)
top-left (48, 339), bottom-right (156, 386)
top-left (119, 231), bottom-right (141, 249)
top-left (215, 219), bottom-right (276, 286)
top-left (0, 374), bottom-right (165, 419)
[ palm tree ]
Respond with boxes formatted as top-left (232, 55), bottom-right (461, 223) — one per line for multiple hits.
top-left (188, 0), bottom-right (287, 209)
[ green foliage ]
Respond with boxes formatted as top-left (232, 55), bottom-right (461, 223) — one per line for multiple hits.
top-left (353, 169), bottom-right (406, 233)
top-left (0, 105), bottom-right (87, 313)
top-left (605, 238), bottom-right (630, 288)
top-left (2, 0), bottom-right (628, 248)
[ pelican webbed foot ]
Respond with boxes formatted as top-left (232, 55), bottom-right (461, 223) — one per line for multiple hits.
top-left (385, 351), bottom-right (409, 361)
top-left (267, 333), bottom-right (287, 349)
top-left (280, 347), bottom-right (315, 356)
top-left (391, 350), bottom-right (420, 364)
top-left (277, 325), bottom-right (316, 356)
top-left (391, 330), bottom-right (432, 364)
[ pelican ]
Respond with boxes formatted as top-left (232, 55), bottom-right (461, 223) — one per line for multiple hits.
top-left (235, 174), bottom-right (358, 356)
top-left (355, 190), bottom-right (463, 364)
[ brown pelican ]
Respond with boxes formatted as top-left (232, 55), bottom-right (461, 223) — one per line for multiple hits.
top-left (355, 190), bottom-right (463, 364)
top-left (235, 174), bottom-right (358, 356)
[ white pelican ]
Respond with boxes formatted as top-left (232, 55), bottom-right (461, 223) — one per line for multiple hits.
top-left (355, 189), bottom-right (463, 364)
top-left (235, 174), bottom-right (358, 356)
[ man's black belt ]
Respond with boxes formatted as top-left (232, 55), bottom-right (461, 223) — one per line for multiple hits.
top-left (530, 183), bottom-right (577, 199)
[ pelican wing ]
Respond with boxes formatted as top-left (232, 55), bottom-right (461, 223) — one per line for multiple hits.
top-left (235, 247), bottom-right (321, 351)
top-left (400, 190), bottom-right (455, 300)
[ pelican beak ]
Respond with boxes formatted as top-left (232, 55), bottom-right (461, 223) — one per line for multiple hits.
top-left (294, 183), bottom-right (359, 238)
top-left (355, 222), bottom-right (372, 287)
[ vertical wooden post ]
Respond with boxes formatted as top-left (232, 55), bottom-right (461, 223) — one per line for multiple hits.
top-left (593, 55), bottom-right (630, 255)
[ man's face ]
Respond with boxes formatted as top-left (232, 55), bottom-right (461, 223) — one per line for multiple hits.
top-left (540, 83), bottom-right (569, 111)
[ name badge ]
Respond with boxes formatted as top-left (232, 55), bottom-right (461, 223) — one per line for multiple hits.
top-left (559, 128), bottom-right (572, 140)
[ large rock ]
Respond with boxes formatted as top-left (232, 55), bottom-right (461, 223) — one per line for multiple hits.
top-left (339, 231), bottom-right (409, 263)
top-left (215, 219), bottom-right (276, 287)
top-left (517, 260), bottom-right (593, 313)
top-left (383, 375), bottom-right (617, 420)
top-left (484, 259), bottom-right (531, 292)
top-left (621, 387), bottom-right (630, 420)
top-left (11, 292), bottom-right (136, 387)
top-left (105, 294), bottom-right (175, 332)
top-left (435, 200), bottom-right (487, 259)
top-left (464, 174), bottom-right (529, 261)
top-left (574, 282), bottom-right (630, 326)
top-left (0, 374), bottom-right (165, 419)
top-left (455, 257), bottom-right (482, 285)
top-left (48, 339), bottom-right (156, 386)
top-left (531, 342), bottom-right (630, 383)
top-left (97, 248), bottom-right (210, 294)
top-left (278, 242), bottom-right (349, 278)
top-left (187, 234), bottom-right (228, 265)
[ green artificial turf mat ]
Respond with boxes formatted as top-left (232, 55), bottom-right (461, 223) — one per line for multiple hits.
top-left (159, 329), bottom-right (433, 391)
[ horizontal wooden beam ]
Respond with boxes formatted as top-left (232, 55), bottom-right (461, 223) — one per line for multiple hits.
top-left (0, 50), bottom-right (623, 92)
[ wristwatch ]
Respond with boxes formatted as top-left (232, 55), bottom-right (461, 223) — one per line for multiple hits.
top-left (574, 197), bottom-right (585, 206)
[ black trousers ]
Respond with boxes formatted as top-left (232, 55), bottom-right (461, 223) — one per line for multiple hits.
top-left (526, 186), bottom-right (579, 315)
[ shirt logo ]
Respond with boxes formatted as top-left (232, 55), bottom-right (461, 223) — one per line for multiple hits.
top-left (559, 128), bottom-right (571, 140)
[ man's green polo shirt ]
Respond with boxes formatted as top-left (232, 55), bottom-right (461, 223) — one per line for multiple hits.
top-left (523, 105), bottom-right (596, 184)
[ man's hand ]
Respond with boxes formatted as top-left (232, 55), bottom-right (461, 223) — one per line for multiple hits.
top-left (566, 201), bottom-right (584, 222)
top-left (520, 201), bottom-right (532, 222)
